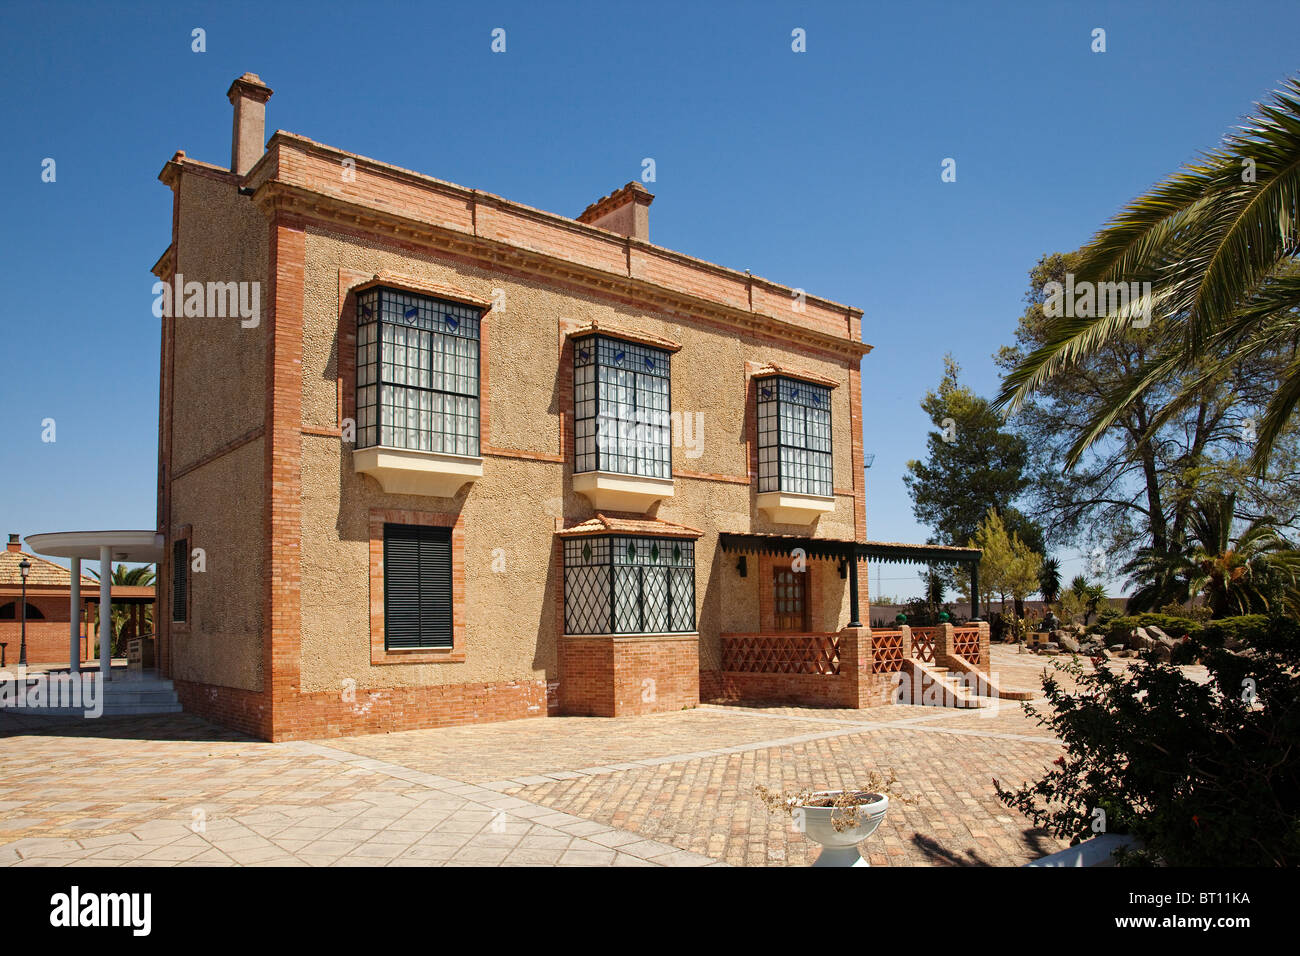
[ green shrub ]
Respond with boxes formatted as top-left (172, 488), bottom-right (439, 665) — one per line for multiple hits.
top-left (1198, 614), bottom-right (1271, 648)
top-left (996, 615), bottom-right (1300, 865)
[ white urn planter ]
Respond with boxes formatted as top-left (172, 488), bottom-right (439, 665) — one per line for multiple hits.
top-left (798, 791), bottom-right (890, 867)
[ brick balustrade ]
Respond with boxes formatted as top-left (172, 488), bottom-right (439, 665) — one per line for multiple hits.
top-left (703, 626), bottom-right (896, 709)
top-left (911, 626), bottom-right (939, 663)
top-left (952, 626), bottom-right (981, 664)
top-left (720, 633), bottom-right (842, 676)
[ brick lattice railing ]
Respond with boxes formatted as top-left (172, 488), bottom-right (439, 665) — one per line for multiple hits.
top-left (869, 629), bottom-right (904, 673)
top-left (952, 626), bottom-right (980, 664)
top-left (720, 633), bottom-right (842, 676)
top-left (911, 626), bottom-right (939, 663)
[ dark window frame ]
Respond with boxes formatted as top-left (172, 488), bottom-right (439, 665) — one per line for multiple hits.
top-left (573, 334), bottom-right (672, 479)
top-left (356, 287), bottom-right (483, 457)
top-left (562, 534), bottom-right (695, 635)
top-left (756, 375), bottom-right (833, 497)
top-left (0, 602), bottom-right (44, 621)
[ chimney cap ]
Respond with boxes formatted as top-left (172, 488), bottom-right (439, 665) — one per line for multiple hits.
top-left (227, 72), bottom-right (273, 105)
top-left (577, 181), bottom-right (654, 225)
top-left (7, 533), bottom-right (20, 553)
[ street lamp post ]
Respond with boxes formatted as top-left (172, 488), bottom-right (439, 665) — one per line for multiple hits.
top-left (18, 557), bottom-right (31, 667)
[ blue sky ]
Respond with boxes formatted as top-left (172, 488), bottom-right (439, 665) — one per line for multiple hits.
top-left (1, 0), bottom-right (1297, 596)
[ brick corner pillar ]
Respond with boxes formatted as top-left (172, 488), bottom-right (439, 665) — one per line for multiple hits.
top-left (936, 622), bottom-right (956, 668)
top-left (898, 624), bottom-right (913, 661)
top-left (977, 621), bottom-right (992, 675)
top-left (838, 625), bottom-right (873, 709)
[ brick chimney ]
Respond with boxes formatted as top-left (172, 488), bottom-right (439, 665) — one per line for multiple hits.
top-left (576, 182), bottom-right (654, 241)
top-left (7, 533), bottom-right (20, 553)
top-left (227, 72), bottom-right (273, 177)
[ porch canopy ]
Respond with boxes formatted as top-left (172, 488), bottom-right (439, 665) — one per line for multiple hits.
top-left (718, 533), bottom-right (983, 626)
top-left (24, 530), bottom-right (164, 678)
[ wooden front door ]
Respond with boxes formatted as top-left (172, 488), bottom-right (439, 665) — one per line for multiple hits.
top-left (773, 568), bottom-right (809, 631)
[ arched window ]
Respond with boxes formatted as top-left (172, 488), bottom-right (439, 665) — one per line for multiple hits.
top-left (0, 601), bottom-right (45, 620)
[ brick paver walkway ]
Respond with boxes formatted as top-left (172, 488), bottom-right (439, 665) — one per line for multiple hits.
top-left (1, 646), bottom-right (1085, 866)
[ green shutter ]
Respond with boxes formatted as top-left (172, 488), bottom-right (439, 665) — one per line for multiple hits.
top-left (172, 538), bottom-right (188, 623)
top-left (384, 524), bottom-right (453, 649)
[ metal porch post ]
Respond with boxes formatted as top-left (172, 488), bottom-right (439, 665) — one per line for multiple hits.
top-left (848, 547), bottom-right (862, 628)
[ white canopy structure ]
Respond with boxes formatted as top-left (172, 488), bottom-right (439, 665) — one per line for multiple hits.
top-left (24, 531), bottom-right (164, 678)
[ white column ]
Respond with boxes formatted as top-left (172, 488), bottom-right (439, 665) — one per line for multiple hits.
top-left (99, 546), bottom-right (112, 679)
top-left (69, 557), bottom-right (80, 673)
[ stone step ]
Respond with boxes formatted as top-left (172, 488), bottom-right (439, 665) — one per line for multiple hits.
top-left (1, 703), bottom-right (184, 717)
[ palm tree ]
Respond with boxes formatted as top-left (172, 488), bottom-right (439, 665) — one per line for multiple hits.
top-left (996, 77), bottom-right (1300, 473)
top-left (1038, 556), bottom-right (1062, 605)
top-left (1123, 492), bottom-right (1300, 615)
top-left (924, 568), bottom-right (945, 619)
top-left (85, 564), bottom-right (156, 654)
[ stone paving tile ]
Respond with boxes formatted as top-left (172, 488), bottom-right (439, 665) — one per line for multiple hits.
top-left (501, 706), bottom-right (1068, 867)
top-left (320, 708), bottom-right (844, 784)
top-left (1, 645), bottom-right (1179, 867)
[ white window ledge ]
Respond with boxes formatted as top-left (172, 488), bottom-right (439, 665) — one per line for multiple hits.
top-left (572, 471), bottom-right (674, 512)
top-left (756, 490), bottom-right (836, 524)
top-left (353, 446), bottom-right (483, 497)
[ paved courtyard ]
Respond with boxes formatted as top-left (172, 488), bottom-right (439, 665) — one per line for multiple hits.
top-left (0, 646), bottom-right (1077, 867)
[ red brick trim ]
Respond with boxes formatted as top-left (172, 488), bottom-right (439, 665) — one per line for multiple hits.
top-left (565, 320), bottom-right (683, 353)
top-left (171, 426), bottom-right (265, 481)
top-left (265, 214), bottom-right (306, 730)
top-left (368, 508), bottom-right (467, 665)
top-left (174, 677), bottom-right (272, 739)
top-left (269, 208), bottom-right (865, 361)
top-left (559, 634), bottom-right (699, 717)
top-left (337, 268), bottom-right (366, 431)
top-left (673, 468), bottom-right (750, 486)
top-left (486, 446), bottom-right (565, 464)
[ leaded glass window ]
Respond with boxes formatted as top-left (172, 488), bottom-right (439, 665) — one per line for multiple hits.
top-left (356, 287), bottom-right (481, 456)
top-left (573, 335), bottom-right (671, 479)
top-left (562, 535), bottom-right (695, 634)
top-left (757, 376), bottom-right (832, 497)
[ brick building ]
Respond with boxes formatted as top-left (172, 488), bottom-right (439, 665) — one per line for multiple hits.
top-left (0, 534), bottom-right (98, 667)
top-left (153, 74), bottom-right (986, 742)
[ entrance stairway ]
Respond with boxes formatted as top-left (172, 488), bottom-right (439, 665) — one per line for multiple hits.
top-left (898, 659), bottom-right (993, 709)
top-left (0, 669), bottom-right (182, 717)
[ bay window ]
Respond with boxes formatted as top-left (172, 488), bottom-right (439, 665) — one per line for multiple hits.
top-left (757, 375), bottom-right (833, 497)
top-left (356, 287), bottom-right (481, 457)
top-left (563, 535), bottom-right (696, 635)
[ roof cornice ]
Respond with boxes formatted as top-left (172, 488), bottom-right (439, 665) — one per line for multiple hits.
top-left (251, 177), bottom-right (872, 361)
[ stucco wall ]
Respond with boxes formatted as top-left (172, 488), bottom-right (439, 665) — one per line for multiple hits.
top-left (168, 435), bottom-right (265, 691)
top-left (171, 174), bottom-right (267, 466)
top-left (165, 172), bottom-right (268, 693)
top-left (296, 225), bottom-right (862, 695)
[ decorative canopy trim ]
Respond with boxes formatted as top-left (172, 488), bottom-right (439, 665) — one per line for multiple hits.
top-left (566, 320), bottom-right (682, 353)
top-left (558, 513), bottom-right (703, 539)
top-left (717, 533), bottom-right (980, 566)
top-left (859, 540), bottom-right (982, 567)
top-left (348, 271), bottom-right (493, 310)
top-left (751, 363), bottom-right (840, 389)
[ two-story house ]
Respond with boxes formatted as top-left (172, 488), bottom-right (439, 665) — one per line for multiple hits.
top-left (153, 74), bottom-right (987, 742)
